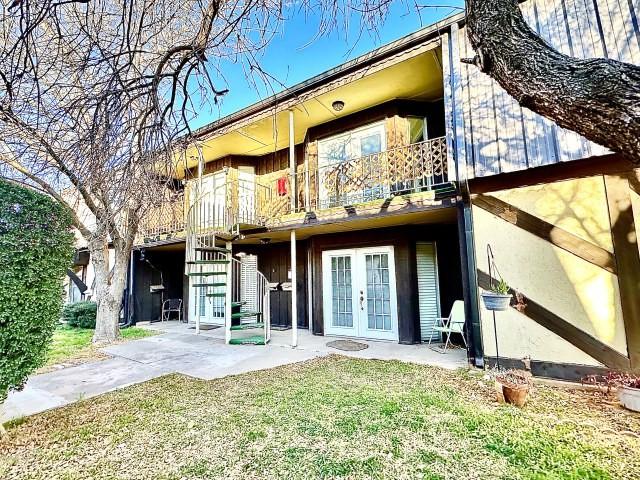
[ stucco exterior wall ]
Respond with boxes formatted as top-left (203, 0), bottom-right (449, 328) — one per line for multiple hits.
top-left (472, 175), bottom-right (629, 366)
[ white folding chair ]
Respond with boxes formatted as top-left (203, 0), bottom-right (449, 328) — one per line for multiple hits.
top-left (161, 298), bottom-right (183, 322)
top-left (428, 300), bottom-right (467, 353)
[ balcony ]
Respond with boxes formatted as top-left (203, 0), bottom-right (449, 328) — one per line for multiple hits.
top-left (258, 136), bottom-right (451, 223)
top-left (138, 137), bottom-right (452, 244)
top-left (136, 191), bottom-right (185, 244)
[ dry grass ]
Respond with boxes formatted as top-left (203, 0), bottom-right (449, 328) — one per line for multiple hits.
top-left (2, 356), bottom-right (639, 479)
top-left (36, 326), bottom-right (159, 374)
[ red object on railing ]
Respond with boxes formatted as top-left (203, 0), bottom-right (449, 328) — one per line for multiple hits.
top-left (277, 176), bottom-right (288, 196)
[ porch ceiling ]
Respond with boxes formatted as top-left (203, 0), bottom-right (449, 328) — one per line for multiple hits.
top-left (235, 206), bottom-right (457, 244)
top-left (177, 47), bottom-right (443, 177)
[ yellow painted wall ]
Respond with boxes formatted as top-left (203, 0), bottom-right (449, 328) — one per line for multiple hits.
top-left (473, 175), bottom-right (628, 366)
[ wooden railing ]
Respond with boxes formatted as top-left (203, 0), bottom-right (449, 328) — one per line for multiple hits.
top-left (259, 136), bottom-right (448, 219)
top-left (137, 137), bottom-right (449, 241)
top-left (136, 191), bottom-right (185, 243)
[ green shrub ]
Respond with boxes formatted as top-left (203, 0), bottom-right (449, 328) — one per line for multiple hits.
top-left (62, 301), bottom-right (97, 329)
top-left (0, 180), bottom-right (74, 403)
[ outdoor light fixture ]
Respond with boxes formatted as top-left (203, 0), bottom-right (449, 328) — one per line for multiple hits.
top-left (332, 100), bottom-right (345, 112)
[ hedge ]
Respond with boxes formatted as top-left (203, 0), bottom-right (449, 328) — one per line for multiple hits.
top-left (62, 301), bottom-right (97, 329)
top-left (0, 180), bottom-right (74, 403)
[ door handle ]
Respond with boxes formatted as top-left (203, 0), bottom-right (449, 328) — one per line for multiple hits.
top-left (359, 290), bottom-right (364, 310)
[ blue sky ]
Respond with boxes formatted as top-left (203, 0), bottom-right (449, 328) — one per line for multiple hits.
top-left (192, 1), bottom-right (463, 128)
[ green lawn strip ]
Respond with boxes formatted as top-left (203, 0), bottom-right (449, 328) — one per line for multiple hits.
top-left (1, 356), bottom-right (638, 480)
top-left (41, 325), bottom-right (159, 370)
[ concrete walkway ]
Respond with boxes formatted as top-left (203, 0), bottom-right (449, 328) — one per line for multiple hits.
top-left (2, 327), bottom-right (467, 423)
top-left (1, 332), bottom-right (321, 423)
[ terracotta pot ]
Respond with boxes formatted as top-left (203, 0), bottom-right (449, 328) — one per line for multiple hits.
top-left (494, 380), bottom-right (505, 404)
top-left (618, 385), bottom-right (640, 413)
top-left (481, 292), bottom-right (511, 311)
top-left (496, 379), bottom-right (530, 407)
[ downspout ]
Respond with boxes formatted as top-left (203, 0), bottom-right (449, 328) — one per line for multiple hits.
top-left (456, 191), bottom-right (484, 367)
top-left (443, 25), bottom-right (483, 367)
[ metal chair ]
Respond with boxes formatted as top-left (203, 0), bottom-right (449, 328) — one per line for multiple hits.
top-left (161, 298), bottom-right (183, 322)
top-left (428, 300), bottom-right (467, 353)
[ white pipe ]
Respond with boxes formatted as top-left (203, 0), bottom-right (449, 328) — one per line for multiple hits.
top-left (291, 230), bottom-right (297, 347)
top-left (289, 109), bottom-right (296, 212)
top-left (225, 241), bottom-right (233, 344)
top-left (195, 280), bottom-right (200, 334)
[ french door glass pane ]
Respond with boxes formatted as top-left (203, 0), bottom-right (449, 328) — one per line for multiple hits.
top-left (331, 255), bottom-right (353, 327)
top-left (365, 253), bottom-right (392, 331)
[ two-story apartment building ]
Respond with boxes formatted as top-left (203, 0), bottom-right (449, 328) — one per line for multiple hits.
top-left (125, 0), bottom-right (640, 380)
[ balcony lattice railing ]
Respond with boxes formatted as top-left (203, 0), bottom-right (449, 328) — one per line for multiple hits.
top-left (137, 191), bottom-right (185, 243)
top-left (258, 136), bottom-right (448, 219)
top-left (137, 137), bottom-right (449, 243)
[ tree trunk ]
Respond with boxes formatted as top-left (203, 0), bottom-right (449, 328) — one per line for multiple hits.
top-left (89, 237), bottom-right (128, 344)
top-left (464, 0), bottom-right (640, 164)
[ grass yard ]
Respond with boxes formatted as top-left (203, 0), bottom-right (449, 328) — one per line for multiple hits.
top-left (39, 325), bottom-right (157, 372)
top-left (2, 356), bottom-right (639, 479)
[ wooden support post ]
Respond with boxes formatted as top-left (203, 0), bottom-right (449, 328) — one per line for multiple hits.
top-left (604, 175), bottom-right (640, 370)
top-left (225, 241), bottom-right (233, 345)
top-left (289, 109), bottom-right (296, 213)
top-left (304, 147), bottom-right (311, 212)
top-left (291, 230), bottom-right (298, 347)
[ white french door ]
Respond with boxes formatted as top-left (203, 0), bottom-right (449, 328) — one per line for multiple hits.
top-left (189, 278), bottom-right (225, 325)
top-left (322, 246), bottom-right (398, 341)
top-left (237, 166), bottom-right (256, 224)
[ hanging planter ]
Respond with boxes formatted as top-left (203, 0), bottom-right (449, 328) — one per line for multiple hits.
top-left (481, 278), bottom-right (512, 311)
top-left (481, 292), bottom-right (512, 311)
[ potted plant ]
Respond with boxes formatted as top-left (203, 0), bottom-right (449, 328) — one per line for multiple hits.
top-left (618, 377), bottom-right (640, 412)
top-left (584, 372), bottom-right (640, 413)
top-left (494, 369), bottom-right (532, 407)
top-left (481, 278), bottom-right (512, 311)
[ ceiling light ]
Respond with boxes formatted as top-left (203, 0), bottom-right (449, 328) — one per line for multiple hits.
top-left (332, 100), bottom-right (345, 112)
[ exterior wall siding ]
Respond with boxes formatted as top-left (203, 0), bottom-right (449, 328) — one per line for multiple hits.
top-left (444, 0), bottom-right (640, 179)
top-left (470, 169), bottom-right (640, 370)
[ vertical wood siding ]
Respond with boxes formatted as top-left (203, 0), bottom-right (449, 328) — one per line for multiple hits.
top-left (445, 0), bottom-right (639, 179)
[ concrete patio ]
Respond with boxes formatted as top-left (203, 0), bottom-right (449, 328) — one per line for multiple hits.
top-left (150, 321), bottom-right (468, 369)
top-left (2, 323), bottom-right (467, 423)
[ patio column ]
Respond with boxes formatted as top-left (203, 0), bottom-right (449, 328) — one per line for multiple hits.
top-left (289, 109), bottom-right (296, 212)
top-left (291, 230), bottom-right (298, 347)
top-left (225, 240), bottom-right (232, 345)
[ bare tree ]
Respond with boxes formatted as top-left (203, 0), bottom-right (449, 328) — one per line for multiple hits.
top-left (0, 0), bottom-right (388, 343)
top-left (463, 0), bottom-right (640, 163)
top-left (0, 0), bottom-right (276, 342)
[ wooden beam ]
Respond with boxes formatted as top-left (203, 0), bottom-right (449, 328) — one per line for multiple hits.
top-left (604, 175), bottom-right (640, 370)
top-left (627, 169), bottom-right (640, 197)
top-left (477, 270), bottom-right (631, 370)
top-left (468, 154), bottom-right (633, 195)
top-left (473, 194), bottom-right (617, 274)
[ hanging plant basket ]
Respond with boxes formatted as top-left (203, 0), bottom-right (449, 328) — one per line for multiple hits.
top-left (481, 292), bottom-right (512, 311)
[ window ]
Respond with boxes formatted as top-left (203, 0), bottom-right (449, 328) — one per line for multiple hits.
top-left (317, 123), bottom-right (387, 207)
top-left (407, 116), bottom-right (427, 143)
top-left (318, 122), bottom-right (386, 166)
